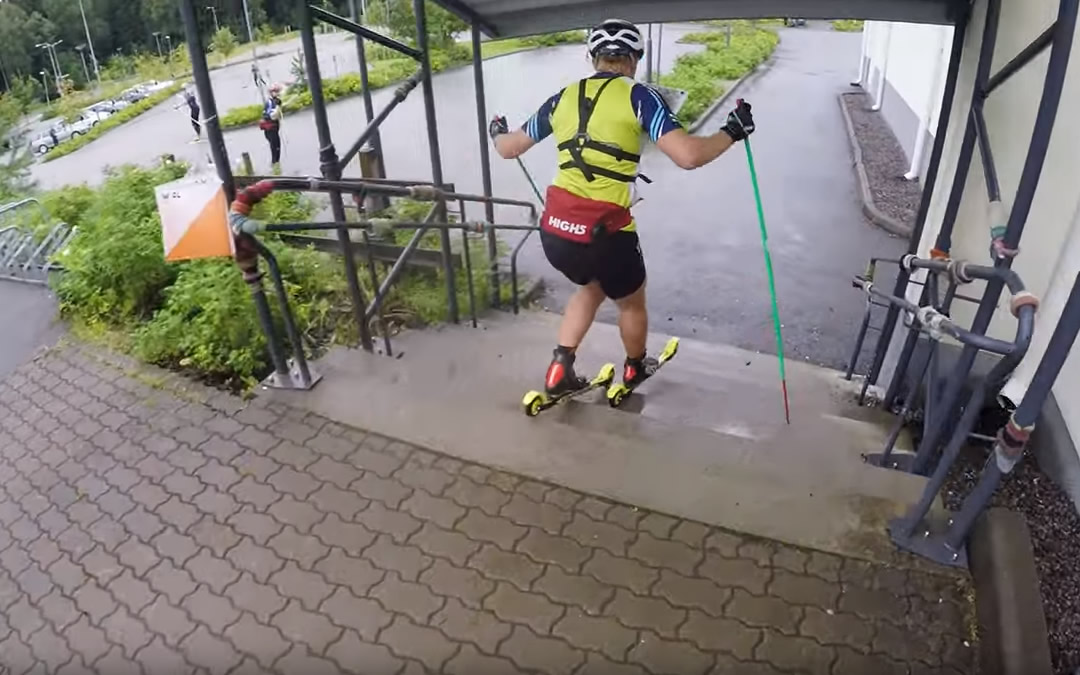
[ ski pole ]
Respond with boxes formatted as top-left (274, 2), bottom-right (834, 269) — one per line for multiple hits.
top-left (517, 157), bottom-right (545, 205)
top-left (743, 133), bottom-right (791, 424)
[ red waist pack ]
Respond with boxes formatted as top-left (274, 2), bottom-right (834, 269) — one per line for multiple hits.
top-left (540, 186), bottom-right (632, 244)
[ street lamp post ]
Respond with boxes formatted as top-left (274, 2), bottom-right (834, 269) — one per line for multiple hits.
top-left (40, 71), bottom-right (51, 105)
top-left (165, 35), bottom-right (173, 56)
top-left (77, 0), bottom-right (101, 83)
top-left (75, 45), bottom-right (91, 84)
top-left (35, 41), bottom-right (64, 83)
top-left (241, 0), bottom-right (260, 97)
top-left (152, 32), bottom-right (164, 57)
top-left (205, 5), bottom-right (220, 33)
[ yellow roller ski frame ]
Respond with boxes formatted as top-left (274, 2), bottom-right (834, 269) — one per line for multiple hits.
top-left (607, 337), bottom-right (680, 408)
top-left (522, 363), bottom-right (616, 417)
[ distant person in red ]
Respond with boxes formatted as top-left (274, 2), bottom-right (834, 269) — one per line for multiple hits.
top-left (260, 83), bottom-right (284, 170)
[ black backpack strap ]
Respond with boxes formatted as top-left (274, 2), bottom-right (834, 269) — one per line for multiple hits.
top-left (556, 75), bottom-right (640, 183)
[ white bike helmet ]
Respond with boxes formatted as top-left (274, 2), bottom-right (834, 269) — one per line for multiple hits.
top-left (587, 19), bottom-right (645, 59)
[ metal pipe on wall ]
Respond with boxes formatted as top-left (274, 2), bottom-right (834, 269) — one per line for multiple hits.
top-left (298, 1), bottom-right (375, 352)
top-left (867, 7), bottom-right (969, 396)
top-left (414, 0), bottom-right (459, 324)
top-left (912, 0), bottom-right (1078, 475)
top-left (871, 23), bottom-right (893, 111)
top-left (471, 25), bottom-right (499, 308)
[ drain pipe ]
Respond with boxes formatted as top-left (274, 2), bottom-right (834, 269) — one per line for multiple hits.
top-left (852, 21), bottom-right (871, 86)
top-left (872, 23), bottom-right (893, 112)
top-left (906, 27), bottom-right (950, 181)
top-left (943, 272), bottom-right (1080, 552)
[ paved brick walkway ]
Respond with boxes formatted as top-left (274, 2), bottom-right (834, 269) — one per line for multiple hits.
top-left (0, 344), bottom-right (976, 674)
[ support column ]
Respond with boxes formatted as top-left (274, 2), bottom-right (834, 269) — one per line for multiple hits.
top-left (471, 24), bottom-right (499, 308)
top-left (414, 0), bottom-right (459, 323)
top-left (298, 1), bottom-right (375, 351)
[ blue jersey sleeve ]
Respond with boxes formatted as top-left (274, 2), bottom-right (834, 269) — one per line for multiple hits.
top-left (522, 91), bottom-right (563, 142)
top-left (631, 83), bottom-right (683, 142)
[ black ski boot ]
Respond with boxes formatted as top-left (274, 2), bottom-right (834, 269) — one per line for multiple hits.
top-left (622, 354), bottom-right (660, 389)
top-left (544, 347), bottom-right (589, 396)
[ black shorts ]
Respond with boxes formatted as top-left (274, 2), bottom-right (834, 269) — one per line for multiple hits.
top-left (541, 229), bottom-right (646, 300)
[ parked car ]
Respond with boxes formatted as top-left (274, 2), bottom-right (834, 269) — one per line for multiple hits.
top-left (88, 99), bottom-right (129, 116)
top-left (120, 86), bottom-right (150, 104)
top-left (784, 18), bottom-right (808, 26)
top-left (29, 112), bottom-right (104, 155)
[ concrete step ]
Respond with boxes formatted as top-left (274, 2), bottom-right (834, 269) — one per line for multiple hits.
top-left (272, 311), bottom-right (931, 563)
top-left (390, 310), bottom-right (911, 455)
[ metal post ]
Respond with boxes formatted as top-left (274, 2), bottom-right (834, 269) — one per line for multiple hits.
top-left (471, 24), bottom-right (499, 308)
top-left (646, 24), bottom-right (654, 83)
top-left (414, 0), bottom-right (459, 323)
top-left (179, 0), bottom-right (234, 199)
top-left (298, 1), bottom-right (375, 352)
top-left (867, 7), bottom-right (965, 393)
top-left (656, 24), bottom-right (664, 81)
top-left (78, 0), bottom-right (101, 82)
top-left (76, 47), bottom-right (91, 84)
top-left (181, 0), bottom-right (294, 386)
top-left (348, 0), bottom-right (385, 171)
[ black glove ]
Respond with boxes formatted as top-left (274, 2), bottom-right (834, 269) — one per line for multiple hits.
top-left (721, 99), bottom-right (755, 142)
top-left (489, 115), bottom-right (509, 140)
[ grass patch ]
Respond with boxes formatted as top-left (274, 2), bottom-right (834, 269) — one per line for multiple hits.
top-left (220, 31), bottom-right (584, 130)
top-left (660, 24), bottom-right (779, 127)
top-left (47, 162), bottom-right (510, 391)
top-left (42, 83), bottom-right (186, 162)
top-left (831, 19), bottom-right (865, 32)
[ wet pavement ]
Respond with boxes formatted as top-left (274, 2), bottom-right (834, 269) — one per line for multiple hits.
top-left (0, 340), bottom-right (975, 674)
top-left (30, 22), bottom-right (906, 371)
top-left (0, 284), bottom-right (62, 381)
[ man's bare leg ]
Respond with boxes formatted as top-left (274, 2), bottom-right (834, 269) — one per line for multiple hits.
top-left (557, 281), bottom-right (606, 350)
top-left (544, 281), bottom-right (606, 394)
top-left (614, 283), bottom-right (648, 359)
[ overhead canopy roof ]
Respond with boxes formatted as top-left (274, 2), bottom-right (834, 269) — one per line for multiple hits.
top-left (434, 0), bottom-right (961, 37)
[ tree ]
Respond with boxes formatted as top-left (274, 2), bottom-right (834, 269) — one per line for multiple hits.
top-left (211, 26), bottom-right (239, 59)
top-left (0, 93), bottom-right (33, 202)
top-left (366, 0), bottom-right (465, 49)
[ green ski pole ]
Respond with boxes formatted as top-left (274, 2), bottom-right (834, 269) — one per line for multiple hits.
top-left (742, 134), bottom-right (791, 424)
top-left (517, 157), bottom-right (545, 205)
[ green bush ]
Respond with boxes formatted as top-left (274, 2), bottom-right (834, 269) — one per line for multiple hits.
top-left (520, 30), bottom-right (585, 47)
top-left (211, 27), bottom-right (239, 59)
top-left (54, 163), bottom-right (188, 325)
top-left (44, 83), bottom-right (186, 162)
top-left (661, 26), bottom-right (779, 126)
top-left (832, 19), bottom-right (865, 32)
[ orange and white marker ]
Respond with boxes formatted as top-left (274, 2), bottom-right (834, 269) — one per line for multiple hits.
top-left (156, 175), bottom-right (234, 262)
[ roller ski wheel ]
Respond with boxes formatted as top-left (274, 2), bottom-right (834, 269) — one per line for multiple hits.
top-left (522, 363), bottom-right (616, 417)
top-left (607, 337), bottom-right (680, 408)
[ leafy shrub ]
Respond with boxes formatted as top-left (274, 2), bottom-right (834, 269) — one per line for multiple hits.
top-left (44, 83), bottom-right (185, 162)
top-left (54, 163), bottom-right (188, 325)
top-left (256, 24), bottom-right (277, 43)
top-left (832, 19), bottom-right (865, 32)
top-left (520, 30), bottom-right (585, 48)
top-left (211, 27), bottom-right (239, 59)
top-left (661, 26), bottom-right (779, 126)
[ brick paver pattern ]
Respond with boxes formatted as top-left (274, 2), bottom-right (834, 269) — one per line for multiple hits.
top-left (0, 345), bottom-right (975, 674)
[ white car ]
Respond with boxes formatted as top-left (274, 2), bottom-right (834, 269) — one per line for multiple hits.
top-left (29, 112), bottom-right (104, 155)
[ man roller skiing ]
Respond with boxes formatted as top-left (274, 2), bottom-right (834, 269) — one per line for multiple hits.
top-left (490, 19), bottom-right (757, 396)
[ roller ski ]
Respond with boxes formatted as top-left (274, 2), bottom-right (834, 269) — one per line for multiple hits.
top-left (523, 348), bottom-right (616, 417)
top-left (606, 337), bottom-right (680, 408)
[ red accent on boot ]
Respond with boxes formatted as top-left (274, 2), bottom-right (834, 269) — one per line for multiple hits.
top-left (624, 364), bottom-right (638, 382)
top-left (546, 362), bottom-right (565, 391)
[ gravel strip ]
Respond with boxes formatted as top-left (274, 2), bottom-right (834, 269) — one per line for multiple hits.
top-left (945, 445), bottom-right (1080, 675)
top-left (842, 91), bottom-right (923, 229)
